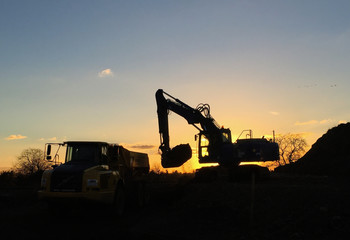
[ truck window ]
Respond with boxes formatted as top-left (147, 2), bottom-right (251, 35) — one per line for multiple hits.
top-left (66, 144), bottom-right (99, 163)
top-left (101, 145), bottom-right (109, 165)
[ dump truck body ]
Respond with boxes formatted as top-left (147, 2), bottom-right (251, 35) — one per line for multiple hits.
top-left (38, 141), bottom-right (149, 212)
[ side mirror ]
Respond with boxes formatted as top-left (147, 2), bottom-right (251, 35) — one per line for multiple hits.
top-left (46, 144), bottom-right (52, 160)
top-left (194, 135), bottom-right (198, 141)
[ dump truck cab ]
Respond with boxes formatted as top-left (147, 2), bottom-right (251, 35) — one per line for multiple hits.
top-left (38, 141), bottom-right (150, 215)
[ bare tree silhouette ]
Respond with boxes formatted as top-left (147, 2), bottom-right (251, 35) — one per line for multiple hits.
top-left (14, 148), bottom-right (51, 175)
top-left (276, 133), bottom-right (308, 165)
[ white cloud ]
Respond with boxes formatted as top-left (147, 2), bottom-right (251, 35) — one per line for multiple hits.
top-left (98, 68), bottom-right (114, 78)
top-left (5, 134), bottom-right (27, 140)
top-left (269, 111), bottom-right (280, 116)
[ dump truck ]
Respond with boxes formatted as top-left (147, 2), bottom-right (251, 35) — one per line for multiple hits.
top-left (38, 141), bottom-right (150, 215)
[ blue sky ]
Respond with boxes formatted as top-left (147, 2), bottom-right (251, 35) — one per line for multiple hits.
top-left (1, 0), bottom-right (350, 170)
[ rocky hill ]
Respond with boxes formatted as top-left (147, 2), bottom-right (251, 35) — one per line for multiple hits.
top-left (276, 122), bottom-right (350, 176)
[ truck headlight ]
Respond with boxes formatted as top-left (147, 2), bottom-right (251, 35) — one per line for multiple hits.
top-left (87, 179), bottom-right (99, 187)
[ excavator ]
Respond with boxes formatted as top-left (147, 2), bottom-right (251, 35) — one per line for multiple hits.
top-left (156, 89), bottom-right (279, 169)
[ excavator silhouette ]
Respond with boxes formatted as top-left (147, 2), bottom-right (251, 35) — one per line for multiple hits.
top-left (156, 89), bottom-right (279, 169)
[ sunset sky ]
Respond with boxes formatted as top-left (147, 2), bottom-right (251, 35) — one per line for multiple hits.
top-left (1, 0), bottom-right (350, 171)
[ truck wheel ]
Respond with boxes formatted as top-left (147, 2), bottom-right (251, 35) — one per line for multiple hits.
top-left (136, 182), bottom-right (145, 208)
top-left (143, 182), bottom-right (151, 206)
top-left (113, 183), bottom-right (126, 216)
top-left (136, 182), bottom-right (150, 208)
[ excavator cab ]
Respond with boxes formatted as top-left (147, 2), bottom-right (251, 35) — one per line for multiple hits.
top-left (197, 128), bottom-right (233, 164)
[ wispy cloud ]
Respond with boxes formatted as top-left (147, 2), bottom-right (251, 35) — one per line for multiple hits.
top-left (295, 120), bottom-right (319, 126)
top-left (128, 144), bottom-right (157, 150)
top-left (98, 68), bottom-right (114, 78)
top-left (319, 119), bottom-right (332, 124)
top-left (269, 111), bottom-right (280, 116)
top-left (5, 134), bottom-right (27, 140)
top-left (295, 119), bottom-right (338, 126)
top-left (39, 137), bottom-right (57, 141)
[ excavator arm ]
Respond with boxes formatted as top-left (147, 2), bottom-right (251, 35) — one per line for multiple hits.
top-left (156, 89), bottom-right (197, 168)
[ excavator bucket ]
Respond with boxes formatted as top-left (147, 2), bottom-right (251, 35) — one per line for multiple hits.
top-left (161, 144), bottom-right (192, 168)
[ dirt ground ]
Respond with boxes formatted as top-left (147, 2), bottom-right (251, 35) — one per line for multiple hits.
top-left (1, 173), bottom-right (349, 240)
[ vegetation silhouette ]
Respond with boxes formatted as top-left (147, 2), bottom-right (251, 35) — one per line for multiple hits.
top-left (275, 133), bottom-right (308, 165)
top-left (14, 148), bottom-right (51, 175)
top-left (276, 122), bottom-right (350, 176)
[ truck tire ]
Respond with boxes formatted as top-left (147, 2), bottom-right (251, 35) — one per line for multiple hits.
top-left (136, 182), bottom-right (145, 208)
top-left (113, 183), bottom-right (126, 216)
top-left (136, 181), bottom-right (150, 208)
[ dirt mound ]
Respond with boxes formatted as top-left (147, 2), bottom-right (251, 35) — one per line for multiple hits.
top-left (276, 122), bottom-right (350, 176)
